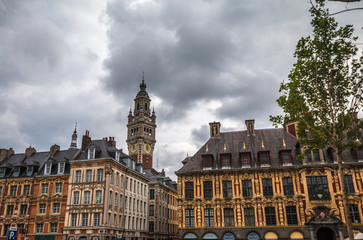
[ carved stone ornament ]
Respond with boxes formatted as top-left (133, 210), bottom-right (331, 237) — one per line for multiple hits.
top-left (306, 206), bottom-right (343, 225)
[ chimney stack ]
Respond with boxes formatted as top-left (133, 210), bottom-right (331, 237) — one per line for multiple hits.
top-left (0, 148), bottom-right (15, 162)
top-left (108, 137), bottom-right (116, 147)
top-left (82, 130), bottom-right (92, 151)
top-left (50, 144), bottom-right (60, 156)
top-left (245, 119), bottom-right (255, 135)
top-left (25, 146), bottom-right (36, 157)
top-left (209, 122), bottom-right (221, 137)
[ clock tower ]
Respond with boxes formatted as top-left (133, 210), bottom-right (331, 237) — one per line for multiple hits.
top-left (126, 78), bottom-right (156, 169)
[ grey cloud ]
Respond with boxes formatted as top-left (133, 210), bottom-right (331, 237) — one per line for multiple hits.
top-left (190, 124), bottom-right (209, 147)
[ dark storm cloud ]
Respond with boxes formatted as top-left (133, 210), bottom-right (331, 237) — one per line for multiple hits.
top-left (103, 0), bottom-right (311, 124)
top-left (190, 124), bottom-right (209, 147)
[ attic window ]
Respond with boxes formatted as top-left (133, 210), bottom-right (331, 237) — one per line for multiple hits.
top-left (13, 167), bottom-right (21, 177)
top-left (241, 152), bottom-right (251, 166)
top-left (115, 151), bottom-right (120, 161)
top-left (221, 154), bottom-right (231, 168)
top-left (26, 166), bottom-right (34, 176)
top-left (281, 151), bottom-right (291, 164)
top-left (203, 155), bottom-right (212, 168)
top-left (58, 163), bottom-right (65, 174)
top-left (44, 163), bottom-right (52, 175)
top-left (357, 147), bottom-right (363, 160)
top-left (259, 152), bottom-right (270, 165)
top-left (88, 148), bottom-right (95, 159)
top-left (0, 168), bottom-right (6, 177)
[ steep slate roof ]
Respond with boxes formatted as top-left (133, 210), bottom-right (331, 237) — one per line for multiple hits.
top-left (176, 127), bottom-right (298, 174)
top-left (75, 139), bottom-right (115, 160)
top-left (38, 149), bottom-right (79, 176)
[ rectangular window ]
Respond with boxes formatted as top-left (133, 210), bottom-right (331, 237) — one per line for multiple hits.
top-left (55, 182), bottom-right (62, 194)
top-left (149, 205), bottom-right (154, 216)
top-left (0, 186), bottom-right (2, 196)
top-left (203, 181), bottom-right (213, 199)
top-left (222, 181), bottom-right (233, 199)
top-left (95, 190), bottom-right (102, 204)
top-left (313, 149), bottom-right (321, 161)
top-left (283, 177), bottom-right (294, 196)
top-left (45, 163), bottom-right (52, 175)
top-left (185, 209), bottom-right (195, 227)
top-left (185, 182), bottom-right (194, 200)
top-left (39, 204), bottom-right (46, 214)
top-left (20, 204), bottom-right (28, 215)
top-left (88, 148), bottom-right (95, 159)
top-left (3, 225), bottom-right (10, 236)
top-left (345, 175), bottom-right (355, 194)
top-left (203, 155), bottom-right (212, 168)
top-left (73, 191), bottom-right (80, 205)
top-left (109, 191), bottom-right (113, 206)
top-left (53, 203), bottom-right (60, 213)
top-left (71, 213), bottom-right (77, 227)
top-left (82, 213), bottom-right (89, 226)
top-left (97, 169), bottom-right (103, 182)
top-left (116, 172), bottom-right (119, 186)
top-left (241, 152), bottom-right (250, 166)
top-left (23, 185), bottom-right (30, 195)
top-left (13, 167), bottom-right (20, 177)
top-left (286, 206), bottom-right (298, 225)
top-left (265, 207), bottom-right (276, 225)
top-left (85, 169), bottom-right (92, 182)
top-left (221, 154), bottom-right (230, 167)
top-left (242, 180), bottom-right (252, 197)
top-left (305, 150), bottom-right (312, 162)
top-left (50, 223), bottom-right (57, 233)
top-left (0, 168), bottom-right (6, 178)
top-left (224, 208), bottom-right (234, 227)
top-left (6, 205), bottom-right (14, 216)
top-left (115, 193), bottom-right (118, 206)
top-left (75, 170), bottom-right (81, 183)
top-left (244, 207), bottom-right (255, 226)
top-left (41, 183), bottom-right (48, 194)
top-left (358, 147), bottom-right (363, 160)
top-left (262, 178), bottom-right (273, 197)
top-left (26, 166), bottom-right (34, 176)
top-left (36, 223), bottom-right (43, 233)
top-left (149, 221), bottom-right (154, 232)
top-left (204, 208), bottom-right (214, 227)
top-left (94, 212), bottom-right (101, 226)
top-left (306, 176), bottom-right (330, 200)
top-left (58, 162), bottom-right (65, 174)
top-left (260, 152), bottom-right (269, 164)
top-left (84, 191), bottom-right (91, 205)
top-left (281, 151), bottom-right (291, 163)
top-left (10, 185), bottom-right (17, 196)
top-left (349, 204), bottom-right (361, 223)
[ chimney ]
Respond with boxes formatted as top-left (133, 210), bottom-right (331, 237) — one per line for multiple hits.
top-left (0, 148), bottom-right (15, 162)
top-left (50, 144), bottom-right (60, 156)
top-left (81, 130), bottom-right (92, 151)
top-left (25, 146), bottom-right (36, 157)
top-left (245, 119), bottom-right (255, 135)
top-left (209, 122), bottom-right (221, 137)
top-left (161, 168), bottom-right (165, 177)
top-left (108, 137), bottom-right (116, 147)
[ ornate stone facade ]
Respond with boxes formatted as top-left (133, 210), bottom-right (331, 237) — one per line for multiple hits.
top-left (176, 120), bottom-right (363, 240)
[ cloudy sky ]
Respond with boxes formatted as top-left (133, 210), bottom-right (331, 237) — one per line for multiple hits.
top-left (0, 0), bottom-right (362, 180)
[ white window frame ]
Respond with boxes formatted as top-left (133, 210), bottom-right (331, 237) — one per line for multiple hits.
top-left (44, 163), bottom-right (52, 175)
top-left (84, 191), bottom-right (91, 205)
top-left (58, 162), bottom-right (65, 174)
top-left (39, 204), bottom-right (46, 214)
top-left (53, 203), bottom-right (60, 213)
top-left (50, 223), bottom-right (57, 233)
top-left (85, 169), bottom-right (92, 182)
top-left (88, 148), bottom-right (95, 159)
top-left (36, 223), bottom-right (43, 233)
top-left (73, 191), bottom-right (80, 205)
top-left (55, 182), bottom-right (62, 194)
top-left (41, 183), bottom-right (49, 194)
top-left (95, 190), bottom-right (102, 204)
top-left (94, 213), bottom-right (100, 226)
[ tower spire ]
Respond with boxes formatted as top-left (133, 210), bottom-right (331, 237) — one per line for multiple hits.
top-left (69, 122), bottom-right (78, 149)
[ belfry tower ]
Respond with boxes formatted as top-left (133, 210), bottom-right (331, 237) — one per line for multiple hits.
top-left (126, 77), bottom-right (156, 169)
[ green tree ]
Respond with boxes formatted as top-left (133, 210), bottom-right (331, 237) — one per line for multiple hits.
top-left (271, 1), bottom-right (362, 239)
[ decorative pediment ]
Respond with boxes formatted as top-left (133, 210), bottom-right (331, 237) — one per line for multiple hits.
top-left (241, 172), bottom-right (253, 180)
top-left (306, 206), bottom-right (342, 225)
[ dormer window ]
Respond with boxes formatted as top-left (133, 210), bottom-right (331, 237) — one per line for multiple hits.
top-left (259, 152), bottom-right (270, 165)
top-left (221, 154), bottom-right (231, 168)
top-left (241, 152), bottom-right (251, 167)
top-left (88, 148), bottom-right (95, 159)
top-left (115, 151), bottom-right (120, 161)
top-left (13, 167), bottom-right (21, 177)
top-left (356, 147), bottom-right (363, 161)
top-left (281, 150), bottom-right (291, 165)
top-left (203, 155), bottom-right (212, 168)
top-left (26, 166), bottom-right (34, 176)
top-left (58, 163), bottom-right (65, 174)
top-left (44, 163), bottom-right (52, 175)
top-left (0, 168), bottom-right (6, 177)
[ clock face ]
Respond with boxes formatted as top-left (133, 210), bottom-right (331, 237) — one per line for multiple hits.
top-left (130, 144), bottom-right (137, 153)
top-left (144, 144), bottom-right (151, 153)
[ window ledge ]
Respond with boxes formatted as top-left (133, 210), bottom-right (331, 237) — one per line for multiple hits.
top-left (203, 167), bottom-right (212, 170)
top-left (283, 163), bottom-right (292, 166)
top-left (261, 164), bottom-right (270, 168)
top-left (222, 166), bottom-right (231, 169)
top-left (242, 165), bottom-right (251, 168)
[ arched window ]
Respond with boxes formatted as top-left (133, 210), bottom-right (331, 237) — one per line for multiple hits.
top-left (265, 232), bottom-right (278, 240)
top-left (145, 103), bottom-right (148, 111)
top-left (290, 231), bottom-right (303, 240)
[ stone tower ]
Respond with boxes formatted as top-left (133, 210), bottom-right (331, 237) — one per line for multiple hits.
top-left (127, 78), bottom-right (156, 169)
